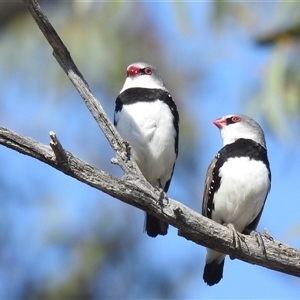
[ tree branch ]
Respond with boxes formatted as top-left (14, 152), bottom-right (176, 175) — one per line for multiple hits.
top-left (1, 0), bottom-right (295, 279)
top-left (1, 126), bottom-right (300, 278)
top-left (23, 0), bottom-right (139, 176)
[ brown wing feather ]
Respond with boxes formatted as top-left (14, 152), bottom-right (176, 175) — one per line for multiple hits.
top-left (202, 156), bottom-right (218, 217)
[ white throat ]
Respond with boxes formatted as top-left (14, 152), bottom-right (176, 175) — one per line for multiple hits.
top-left (120, 75), bottom-right (167, 93)
top-left (221, 127), bottom-right (266, 148)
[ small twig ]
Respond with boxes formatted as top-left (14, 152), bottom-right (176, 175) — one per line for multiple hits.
top-left (110, 157), bottom-right (119, 165)
top-left (49, 131), bottom-right (68, 164)
top-left (262, 228), bottom-right (274, 241)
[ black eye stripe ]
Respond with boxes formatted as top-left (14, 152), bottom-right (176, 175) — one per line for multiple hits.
top-left (226, 116), bottom-right (241, 125)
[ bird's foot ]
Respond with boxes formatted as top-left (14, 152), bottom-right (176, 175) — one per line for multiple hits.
top-left (249, 230), bottom-right (267, 256)
top-left (226, 223), bottom-right (244, 260)
top-left (156, 187), bottom-right (169, 207)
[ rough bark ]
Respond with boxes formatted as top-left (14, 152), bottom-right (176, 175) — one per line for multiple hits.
top-left (0, 0), bottom-right (298, 279)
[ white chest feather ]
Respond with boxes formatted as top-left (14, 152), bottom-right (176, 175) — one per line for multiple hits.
top-left (212, 157), bottom-right (270, 232)
top-left (115, 100), bottom-right (176, 188)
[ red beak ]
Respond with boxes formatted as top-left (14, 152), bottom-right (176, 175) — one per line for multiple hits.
top-left (127, 65), bottom-right (140, 77)
top-left (213, 117), bottom-right (227, 129)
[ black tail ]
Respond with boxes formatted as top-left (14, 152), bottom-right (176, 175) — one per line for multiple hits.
top-left (203, 259), bottom-right (225, 286)
top-left (145, 213), bottom-right (168, 237)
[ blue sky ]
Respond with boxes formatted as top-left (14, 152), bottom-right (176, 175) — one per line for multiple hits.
top-left (0, 1), bottom-right (299, 298)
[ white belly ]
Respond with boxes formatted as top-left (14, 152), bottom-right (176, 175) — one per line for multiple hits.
top-left (115, 100), bottom-right (177, 188)
top-left (212, 157), bottom-right (270, 232)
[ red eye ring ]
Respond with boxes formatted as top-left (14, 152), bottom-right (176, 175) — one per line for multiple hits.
top-left (144, 67), bottom-right (152, 75)
top-left (232, 116), bottom-right (241, 123)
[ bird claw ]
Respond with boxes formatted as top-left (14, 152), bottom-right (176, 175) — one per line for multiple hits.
top-left (250, 230), bottom-right (267, 256)
top-left (226, 223), bottom-right (244, 260)
top-left (156, 187), bottom-right (168, 207)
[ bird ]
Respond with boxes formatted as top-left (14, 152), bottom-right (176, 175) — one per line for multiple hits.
top-left (202, 114), bottom-right (271, 286)
top-left (114, 62), bottom-right (179, 237)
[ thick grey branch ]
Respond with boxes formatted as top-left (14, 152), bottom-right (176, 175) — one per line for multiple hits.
top-left (1, 126), bottom-right (300, 278)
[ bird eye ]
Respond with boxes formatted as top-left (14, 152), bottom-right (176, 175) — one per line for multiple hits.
top-left (144, 67), bottom-right (152, 75)
top-left (231, 116), bottom-right (241, 123)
